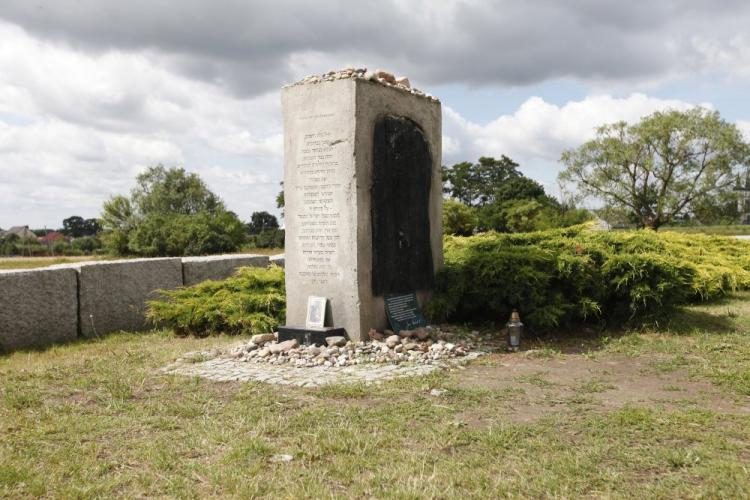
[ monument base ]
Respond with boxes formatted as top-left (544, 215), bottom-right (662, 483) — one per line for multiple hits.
top-left (277, 326), bottom-right (347, 346)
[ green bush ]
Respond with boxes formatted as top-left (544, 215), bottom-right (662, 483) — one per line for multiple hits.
top-left (146, 265), bottom-right (285, 336)
top-left (247, 228), bottom-right (285, 249)
top-left (126, 211), bottom-right (246, 257)
top-left (71, 236), bottom-right (102, 255)
top-left (427, 225), bottom-right (750, 329)
top-left (146, 224), bottom-right (750, 336)
top-left (443, 199), bottom-right (478, 236)
top-left (101, 165), bottom-right (247, 257)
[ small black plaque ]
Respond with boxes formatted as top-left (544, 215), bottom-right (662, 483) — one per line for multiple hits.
top-left (384, 292), bottom-right (427, 333)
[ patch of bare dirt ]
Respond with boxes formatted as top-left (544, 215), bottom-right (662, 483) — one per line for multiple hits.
top-left (454, 352), bottom-right (750, 425)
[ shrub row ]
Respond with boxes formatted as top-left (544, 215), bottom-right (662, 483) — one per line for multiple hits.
top-left (146, 225), bottom-right (750, 336)
top-left (426, 225), bottom-right (750, 329)
top-left (146, 265), bottom-right (285, 336)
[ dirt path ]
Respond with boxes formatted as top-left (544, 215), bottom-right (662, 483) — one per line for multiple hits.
top-left (453, 352), bottom-right (750, 425)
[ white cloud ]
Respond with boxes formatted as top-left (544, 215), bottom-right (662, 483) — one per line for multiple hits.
top-left (1, 2), bottom-right (749, 228)
top-left (443, 93), bottom-right (705, 194)
top-left (0, 21), bottom-right (283, 228)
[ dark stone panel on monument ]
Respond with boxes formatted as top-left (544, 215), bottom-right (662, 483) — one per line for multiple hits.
top-left (371, 115), bottom-right (434, 295)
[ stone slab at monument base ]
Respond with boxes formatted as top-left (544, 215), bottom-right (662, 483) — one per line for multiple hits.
top-left (277, 326), bottom-right (347, 345)
top-left (282, 74), bottom-right (442, 341)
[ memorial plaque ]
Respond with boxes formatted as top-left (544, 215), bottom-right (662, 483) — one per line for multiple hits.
top-left (384, 292), bottom-right (428, 333)
top-left (371, 116), bottom-right (434, 295)
top-left (306, 296), bottom-right (327, 329)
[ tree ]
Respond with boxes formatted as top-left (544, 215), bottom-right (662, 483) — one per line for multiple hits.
top-left (442, 156), bottom-right (590, 233)
top-left (276, 181), bottom-right (285, 218)
top-left (443, 199), bottom-right (478, 236)
top-left (442, 156), bottom-right (523, 207)
top-left (559, 108), bottom-right (750, 230)
top-left (247, 211), bottom-right (279, 235)
top-left (100, 165), bottom-right (245, 256)
top-left (62, 215), bottom-right (100, 237)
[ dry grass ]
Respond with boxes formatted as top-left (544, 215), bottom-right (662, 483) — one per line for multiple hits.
top-left (1, 296), bottom-right (749, 498)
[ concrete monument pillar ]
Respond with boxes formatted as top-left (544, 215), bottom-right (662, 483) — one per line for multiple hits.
top-left (281, 69), bottom-right (442, 341)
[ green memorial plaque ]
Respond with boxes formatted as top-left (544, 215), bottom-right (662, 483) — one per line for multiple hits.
top-left (384, 292), bottom-right (427, 333)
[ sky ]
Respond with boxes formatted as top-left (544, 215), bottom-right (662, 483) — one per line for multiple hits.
top-left (0, 0), bottom-right (749, 229)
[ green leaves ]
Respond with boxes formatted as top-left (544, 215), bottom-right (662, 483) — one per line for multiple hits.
top-left (100, 166), bottom-right (246, 256)
top-left (428, 226), bottom-right (750, 330)
top-left (560, 108), bottom-right (750, 229)
top-left (146, 265), bottom-right (286, 336)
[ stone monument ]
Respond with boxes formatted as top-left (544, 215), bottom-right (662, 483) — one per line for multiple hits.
top-left (281, 68), bottom-right (443, 341)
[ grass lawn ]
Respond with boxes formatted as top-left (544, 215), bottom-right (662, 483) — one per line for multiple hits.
top-left (0, 256), bottom-right (112, 271)
top-left (237, 246), bottom-right (284, 256)
top-left (1, 296), bottom-right (749, 497)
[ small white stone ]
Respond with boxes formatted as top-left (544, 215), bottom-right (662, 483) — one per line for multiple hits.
top-left (395, 76), bottom-right (410, 88)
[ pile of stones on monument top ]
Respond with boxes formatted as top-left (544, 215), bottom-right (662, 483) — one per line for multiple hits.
top-left (227, 327), bottom-right (473, 368)
top-left (289, 67), bottom-right (440, 102)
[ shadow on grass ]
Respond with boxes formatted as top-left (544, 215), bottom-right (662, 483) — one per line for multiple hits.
top-left (659, 307), bottom-right (739, 336)
top-left (466, 299), bottom-right (743, 356)
top-left (0, 328), bottom-right (175, 359)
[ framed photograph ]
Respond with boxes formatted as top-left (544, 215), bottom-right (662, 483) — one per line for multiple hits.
top-left (306, 296), bottom-right (327, 329)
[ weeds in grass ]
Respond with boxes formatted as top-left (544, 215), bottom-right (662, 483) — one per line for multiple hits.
top-left (2, 295), bottom-right (750, 497)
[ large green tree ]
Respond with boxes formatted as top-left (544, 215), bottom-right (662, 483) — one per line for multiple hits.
top-left (443, 156), bottom-right (527, 207)
top-left (247, 211), bottom-right (279, 235)
top-left (62, 215), bottom-right (100, 237)
top-left (101, 165), bottom-right (245, 256)
top-left (442, 156), bottom-right (589, 234)
top-left (559, 108), bottom-right (750, 230)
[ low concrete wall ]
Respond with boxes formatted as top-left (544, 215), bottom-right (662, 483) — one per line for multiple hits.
top-left (182, 254), bottom-right (269, 286)
top-left (0, 268), bottom-right (79, 351)
top-left (1, 253), bottom-right (277, 351)
top-left (270, 254), bottom-right (285, 268)
top-left (55, 258), bottom-right (183, 338)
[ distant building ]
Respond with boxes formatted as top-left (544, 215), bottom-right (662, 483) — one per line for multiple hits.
top-left (0, 225), bottom-right (38, 240)
top-left (38, 231), bottom-right (66, 245)
top-left (734, 173), bottom-right (750, 225)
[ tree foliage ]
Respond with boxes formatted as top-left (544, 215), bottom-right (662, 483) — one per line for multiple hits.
top-left (442, 156), bottom-right (590, 234)
top-left (443, 156), bottom-right (529, 207)
top-left (146, 265), bottom-right (285, 336)
top-left (559, 108), bottom-right (750, 230)
top-left (100, 165), bottom-right (245, 256)
top-left (247, 211), bottom-right (279, 235)
top-left (428, 225), bottom-right (750, 329)
top-left (443, 199), bottom-right (478, 236)
top-left (62, 216), bottom-right (100, 237)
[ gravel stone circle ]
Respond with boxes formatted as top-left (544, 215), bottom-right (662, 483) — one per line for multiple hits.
top-left (220, 326), bottom-right (475, 368)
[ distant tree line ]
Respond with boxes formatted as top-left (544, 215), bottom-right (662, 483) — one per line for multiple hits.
top-left (442, 156), bottom-right (591, 236)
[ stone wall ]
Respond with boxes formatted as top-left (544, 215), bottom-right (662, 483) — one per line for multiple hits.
top-left (182, 254), bottom-right (269, 286)
top-left (66, 258), bottom-right (184, 338)
top-left (0, 253), bottom-right (270, 351)
top-left (0, 268), bottom-right (79, 352)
